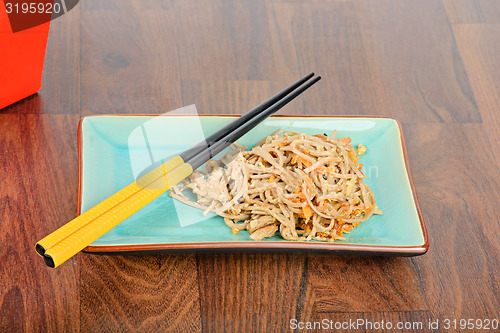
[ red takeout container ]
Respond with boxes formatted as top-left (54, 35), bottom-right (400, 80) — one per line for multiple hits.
top-left (0, 3), bottom-right (51, 110)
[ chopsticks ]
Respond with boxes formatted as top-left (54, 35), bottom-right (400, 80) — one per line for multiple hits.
top-left (135, 72), bottom-right (316, 181)
top-left (36, 73), bottom-right (321, 268)
top-left (187, 75), bottom-right (321, 169)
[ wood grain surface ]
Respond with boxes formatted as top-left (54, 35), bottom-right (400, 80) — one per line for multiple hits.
top-left (1, 0), bottom-right (499, 332)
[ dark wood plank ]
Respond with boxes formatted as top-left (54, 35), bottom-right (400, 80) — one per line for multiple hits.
top-left (181, 80), bottom-right (284, 115)
top-left (39, 4), bottom-right (81, 115)
top-left (80, 254), bottom-right (201, 332)
top-left (80, 10), bottom-right (182, 115)
top-left (0, 114), bottom-right (80, 332)
top-left (272, 0), bottom-right (352, 2)
top-left (353, 0), bottom-right (480, 123)
top-left (402, 123), bottom-right (500, 319)
top-left (453, 24), bottom-right (500, 170)
top-left (471, 0), bottom-right (500, 22)
top-left (81, 0), bottom-right (166, 10)
top-left (0, 94), bottom-right (46, 115)
top-left (442, 0), bottom-right (485, 23)
top-left (442, 0), bottom-right (500, 23)
top-left (196, 253), bottom-right (305, 332)
top-left (298, 256), bottom-right (427, 318)
top-left (267, 1), bottom-right (381, 116)
top-left (81, 0), bottom-right (278, 116)
top-left (172, 0), bottom-right (275, 82)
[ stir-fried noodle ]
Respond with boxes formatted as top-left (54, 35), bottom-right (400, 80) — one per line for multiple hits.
top-left (170, 130), bottom-right (382, 242)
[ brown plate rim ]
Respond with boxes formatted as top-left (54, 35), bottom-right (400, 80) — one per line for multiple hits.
top-left (78, 114), bottom-right (429, 256)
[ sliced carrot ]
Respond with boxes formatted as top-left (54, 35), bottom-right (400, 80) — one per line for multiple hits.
top-left (314, 166), bottom-right (328, 173)
top-left (337, 137), bottom-right (351, 144)
top-left (297, 156), bottom-right (313, 167)
top-left (302, 205), bottom-right (312, 219)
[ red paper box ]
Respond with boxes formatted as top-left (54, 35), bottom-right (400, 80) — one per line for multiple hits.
top-left (0, 2), bottom-right (51, 110)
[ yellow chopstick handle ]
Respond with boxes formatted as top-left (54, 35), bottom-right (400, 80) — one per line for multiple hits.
top-left (43, 163), bottom-right (193, 268)
top-left (35, 156), bottom-right (185, 256)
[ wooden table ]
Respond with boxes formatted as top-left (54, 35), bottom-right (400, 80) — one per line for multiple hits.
top-left (1, 0), bottom-right (498, 331)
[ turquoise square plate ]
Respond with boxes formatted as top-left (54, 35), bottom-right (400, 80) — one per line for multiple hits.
top-left (79, 115), bottom-right (428, 256)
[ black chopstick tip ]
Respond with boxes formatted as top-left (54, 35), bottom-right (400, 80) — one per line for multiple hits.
top-left (179, 72), bottom-right (319, 163)
top-left (309, 76), bottom-right (321, 84)
top-left (43, 254), bottom-right (55, 268)
top-left (35, 243), bottom-right (46, 256)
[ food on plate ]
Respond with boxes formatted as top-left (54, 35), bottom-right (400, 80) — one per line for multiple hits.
top-left (170, 130), bottom-right (382, 242)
